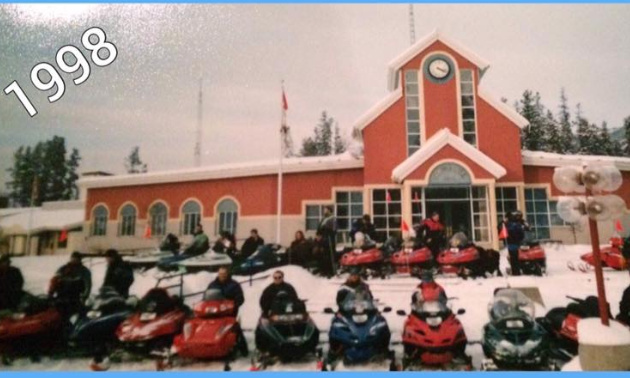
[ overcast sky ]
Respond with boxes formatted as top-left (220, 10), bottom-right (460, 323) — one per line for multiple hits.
top-left (1, 4), bottom-right (630, 189)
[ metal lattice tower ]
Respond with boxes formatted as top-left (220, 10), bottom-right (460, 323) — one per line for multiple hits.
top-left (409, 4), bottom-right (416, 45)
top-left (194, 77), bottom-right (203, 167)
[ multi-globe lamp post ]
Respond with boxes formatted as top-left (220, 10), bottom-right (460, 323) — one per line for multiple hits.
top-left (553, 163), bottom-right (627, 326)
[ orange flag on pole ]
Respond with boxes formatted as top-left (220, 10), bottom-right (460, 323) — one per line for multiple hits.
top-left (144, 223), bottom-right (152, 238)
top-left (401, 220), bottom-right (410, 232)
top-left (615, 219), bottom-right (624, 233)
top-left (58, 230), bottom-right (68, 243)
top-left (385, 190), bottom-right (392, 203)
top-left (499, 224), bottom-right (508, 239)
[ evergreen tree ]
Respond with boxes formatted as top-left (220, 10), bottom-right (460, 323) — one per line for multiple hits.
top-left (574, 105), bottom-right (600, 154)
top-left (518, 90), bottom-right (546, 151)
top-left (557, 88), bottom-right (576, 153)
top-left (543, 110), bottom-right (564, 153)
top-left (333, 123), bottom-right (347, 154)
top-left (125, 146), bottom-right (148, 174)
top-left (300, 137), bottom-right (319, 156)
top-left (7, 137), bottom-right (81, 207)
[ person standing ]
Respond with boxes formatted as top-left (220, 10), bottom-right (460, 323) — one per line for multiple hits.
top-left (240, 229), bottom-right (265, 259)
top-left (288, 230), bottom-right (313, 266)
top-left (318, 206), bottom-right (337, 275)
top-left (102, 249), bottom-right (134, 298)
top-left (506, 210), bottom-right (529, 276)
top-left (416, 212), bottom-right (446, 259)
top-left (0, 254), bottom-right (24, 312)
top-left (49, 251), bottom-right (92, 316)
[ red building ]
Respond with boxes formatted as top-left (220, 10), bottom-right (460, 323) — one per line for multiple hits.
top-left (78, 30), bottom-right (630, 252)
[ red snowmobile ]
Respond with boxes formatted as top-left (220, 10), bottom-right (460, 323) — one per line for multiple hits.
top-left (168, 288), bottom-right (247, 369)
top-left (578, 236), bottom-right (627, 271)
top-left (397, 281), bottom-right (470, 370)
top-left (339, 245), bottom-right (387, 277)
top-left (437, 233), bottom-right (481, 278)
top-left (0, 293), bottom-right (63, 361)
top-left (390, 244), bottom-right (433, 275)
top-left (110, 288), bottom-right (187, 369)
top-left (519, 240), bottom-right (547, 276)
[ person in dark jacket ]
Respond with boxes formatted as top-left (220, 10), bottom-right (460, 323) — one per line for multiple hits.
top-left (0, 254), bottom-right (24, 311)
top-left (207, 266), bottom-right (244, 313)
top-left (313, 231), bottom-right (335, 278)
top-left (102, 249), bottom-right (134, 298)
top-left (259, 270), bottom-right (299, 316)
top-left (49, 251), bottom-right (92, 316)
top-left (213, 231), bottom-right (238, 259)
top-left (240, 229), bottom-right (265, 259)
top-left (160, 233), bottom-right (181, 255)
top-left (506, 210), bottom-right (530, 276)
top-left (183, 224), bottom-right (210, 257)
top-left (288, 230), bottom-right (313, 266)
top-left (336, 269), bottom-right (372, 309)
top-left (618, 284), bottom-right (630, 325)
top-left (416, 212), bottom-right (446, 259)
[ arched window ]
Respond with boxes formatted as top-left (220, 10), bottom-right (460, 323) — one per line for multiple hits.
top-left (429, 163), bottom-right (471, 186)
top-left (119, 204), bottom-right (137, 236)
top-left (181, 200), bottom-right (201, 235)
top-left (149, 202), bottom-right (168, 236)
top-left (216, 199), bottom-right (238, 235)
top-left (91, 205), bottom-right (108, 236)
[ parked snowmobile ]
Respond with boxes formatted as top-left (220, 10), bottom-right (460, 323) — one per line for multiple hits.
top-left (577, 236), bottom-right (627, 271)
top-left (339, 235), bottom-right (399, 278)
top-left (168, 288), bottom-right (247, 369)
top-left (68, 287), bottom-right (137, 366)
top-left (481, 289), bottom-right (551, 371)
top-left (0, 293), bottom-right (63, 362)
top-left (398, 283), bottom-right (470, 370)
top-left (538, 296), bottom-right (609, 358)
top-left (233, 244), bottom-right (287, 276)
top-left (254, 292), bottom-right (320, 369)
top-left (126, 234), bottom-right (182, 270)
top-left (390, 240), bottom-right (433, 275)
top-left (108, 288), bottom-right (187, 369)
top-left (437, 233), bottom-right (482, 278)
top-left (324, 290), bottom-right (394, 371)
top-left (519, 240), bottom-right (547, 276)
top-left (176, 252), bottom-right (232, 273)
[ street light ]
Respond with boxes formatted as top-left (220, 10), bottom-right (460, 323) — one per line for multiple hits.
top-left (553, 163), bottom-right (628, 326)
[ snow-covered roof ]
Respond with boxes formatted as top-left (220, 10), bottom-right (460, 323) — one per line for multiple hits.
top-left (387, 29), bottom-right (490, 92)
top-left (353, 86), bottom-right (403, 131)
top-left (0, 208), bottom-right (29, 218)
top-left (522, 150), bottom-right (630, 171)
top-left (478, 87), bottom-right (529, 129)
top-left (78, 152), bottom-right (365, 189)
top-left (0, 207), bottom-right (84, 235)
top-left (391, 128), bottom-right (507, 183)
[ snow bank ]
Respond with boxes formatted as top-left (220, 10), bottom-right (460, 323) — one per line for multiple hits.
top-left (578, 318), bottom-right (630, 346)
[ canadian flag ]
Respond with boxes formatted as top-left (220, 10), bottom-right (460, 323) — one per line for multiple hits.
top-left (144, 223), bottom-right (152, 239)
top-left (413, 191), bottom-right (419, 201)
top-left (499, 224), bottom-right (508, 239)
top-left (385, 190), bottom-right (392, 203)
top-left (615, 219), bottom-right (624, 233)
top-left (58, 230), bottom-right (68, 243)
top-left (282, 89), bottom-right (288, 111)
top-left (401, 220), bottom-right (410, 232)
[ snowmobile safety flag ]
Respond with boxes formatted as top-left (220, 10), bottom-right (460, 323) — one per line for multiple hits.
top-left (58, 229), bottom-right (68, 243)
top-left (499, 224), bottom-right (508, 239)
top-left (401, 220), bottom-right (410, 232)
top-left (386, 190), bottom-right (392, 203)
top-left (616, 219), bottom-right (624, 232)
top-left (144, 223), bottom-right (152, 238)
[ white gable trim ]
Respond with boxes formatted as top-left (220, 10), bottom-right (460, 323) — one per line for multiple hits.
top-left (522, 150), bottom-right (630, 171)
top-left (391, 128), bottom-right (507, 183)
top-left (477, 87), bottom-right (529, 129)
top-left (352, 86), bottom-right (403, 132)
top-left (387, 29), bottom-right (490, 92)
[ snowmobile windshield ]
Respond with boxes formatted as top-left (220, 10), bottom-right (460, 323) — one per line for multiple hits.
top-left (251, 244), bottom-right (274, 260)
top-left (341, 291), bottom-right (377, 315)
top-left (412, 300), bottom-right (449, 317)
top-left (138, 289), bottom-right (177, 315)
top-left (202, 288), bottom-right (226, 301)
top-left (88, 287), bottom-right (126, 311)
top-left (269, 296), bottom-right (306, 317)
top-left (449, 232), bottom-right (470, 248)
top-left (490, 289), bottom-right (535, 322)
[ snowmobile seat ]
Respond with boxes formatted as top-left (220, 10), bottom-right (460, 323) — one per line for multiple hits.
top-left (138, 289), bottom-right (178, 315)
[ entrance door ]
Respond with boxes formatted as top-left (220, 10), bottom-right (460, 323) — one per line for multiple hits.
top-left (424, 187), bottom-right (472, 240)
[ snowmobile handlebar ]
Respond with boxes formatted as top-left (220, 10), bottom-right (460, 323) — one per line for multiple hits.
top-left (566, 296), bottom-right (584, 304)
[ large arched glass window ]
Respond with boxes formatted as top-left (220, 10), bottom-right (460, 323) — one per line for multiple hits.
top-left (181, 200), bottom-right (201, 235)
top-left (119, 204), bottom-right (137, 236)
top-left (149, 202), bottom-right (168, 236)
top-left (216, 199), bottom-right (238, 235)
top-left (429, 163), bottom-right (471, 186)
top-left (91, 205), bottom-right (108, 236)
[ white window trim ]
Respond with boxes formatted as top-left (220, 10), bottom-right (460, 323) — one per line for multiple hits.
top-left (459, 68), bottom-right (479, 148)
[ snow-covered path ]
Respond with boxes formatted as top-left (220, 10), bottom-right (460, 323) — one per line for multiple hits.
top-left (5, 243), bottom-right (630, 371)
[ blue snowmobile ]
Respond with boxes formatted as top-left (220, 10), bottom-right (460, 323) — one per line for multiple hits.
top-left (323, 290), bottom-right (394, 370)
top-left (233, 244), bottom-right (287, 276)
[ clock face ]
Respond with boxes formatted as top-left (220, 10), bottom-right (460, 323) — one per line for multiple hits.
top-left (428, 59), bottom-right (451, 80)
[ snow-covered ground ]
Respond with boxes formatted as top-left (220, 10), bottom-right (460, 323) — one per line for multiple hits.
top-left (4, 243), bottom-right (630, 371)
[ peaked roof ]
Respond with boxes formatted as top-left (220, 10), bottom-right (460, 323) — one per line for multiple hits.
top-left (387, 29), bottom-right (491, 91)
top-left (478, 87), bottom-right (529, 129)
top-left (391, 128), bottom-right (507, 183)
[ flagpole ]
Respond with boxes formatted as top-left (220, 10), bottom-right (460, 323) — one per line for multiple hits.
top-left (276, 81), bottom-right (286, 245)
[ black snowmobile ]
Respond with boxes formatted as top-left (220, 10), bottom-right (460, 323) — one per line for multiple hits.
top-left (481, 289), bottom-right (552, 371)
top-left (233, 244), bottom-right (287, 276)
top-left (253, 292), bottom-right (321, 369)
top-left (68, 287), bottom-right (138, 369)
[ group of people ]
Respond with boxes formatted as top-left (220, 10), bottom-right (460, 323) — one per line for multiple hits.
top-left (0, 249), bottom-right (134, 318)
